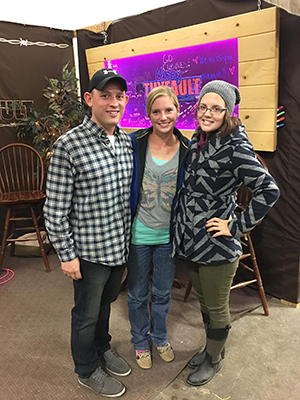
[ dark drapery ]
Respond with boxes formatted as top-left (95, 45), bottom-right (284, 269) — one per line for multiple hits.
top-left (0, 21), bottom-right (74, 146)
top-left (76, 29), bottom-right (106, 96)
top-left (0, 21), bottom-right (74, 235)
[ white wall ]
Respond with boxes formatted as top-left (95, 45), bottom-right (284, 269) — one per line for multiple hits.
top-left (2, 0), bottom-right (184, 30)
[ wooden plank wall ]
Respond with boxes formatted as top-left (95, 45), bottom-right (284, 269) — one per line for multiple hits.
top-left (86, 7), bottom-right (279, 151)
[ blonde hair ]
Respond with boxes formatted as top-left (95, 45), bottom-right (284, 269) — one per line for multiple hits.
top-left (146, 86), bottom-right (179, 117)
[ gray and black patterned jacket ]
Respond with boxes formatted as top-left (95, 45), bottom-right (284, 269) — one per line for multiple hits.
top-left (171, 125), bottom-right (280, 265)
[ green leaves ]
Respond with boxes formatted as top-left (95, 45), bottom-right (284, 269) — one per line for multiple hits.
top-left (14, 63), bottom-right (87, 169)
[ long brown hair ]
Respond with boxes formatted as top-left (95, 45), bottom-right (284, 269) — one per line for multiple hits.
top-left (217, 109), bottom-right (241, 137)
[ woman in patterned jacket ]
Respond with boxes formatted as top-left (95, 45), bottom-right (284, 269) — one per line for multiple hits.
top-left (172, 80), bottom-right (280, 386)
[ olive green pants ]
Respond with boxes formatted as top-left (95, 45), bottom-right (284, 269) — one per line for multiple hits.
top-left (186, 259), bottom-right (239, 329)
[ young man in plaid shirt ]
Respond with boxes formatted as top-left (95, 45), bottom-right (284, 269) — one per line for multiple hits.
top-left (44, 68), bottom-right (133, 398)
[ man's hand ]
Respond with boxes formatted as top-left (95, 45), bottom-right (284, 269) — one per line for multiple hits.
top-left (61, 258), bottom-right (82, 280)
top-left (206, 217), bottom-right (232, 238)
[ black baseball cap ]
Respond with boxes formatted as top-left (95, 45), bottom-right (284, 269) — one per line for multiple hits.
top-left (88, 68), bottom-right (127, 92)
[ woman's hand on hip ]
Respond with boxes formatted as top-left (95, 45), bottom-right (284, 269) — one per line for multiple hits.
top-left (206, 217), bottom-right (232, 238)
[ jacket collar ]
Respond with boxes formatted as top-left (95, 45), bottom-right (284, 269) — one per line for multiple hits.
top-left (191, 131), bottom-right (223, 164)
top-left (192, 127), bottom-right (239, 163)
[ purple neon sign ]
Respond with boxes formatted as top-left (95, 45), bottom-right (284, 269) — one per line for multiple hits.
top-left (105, 39), bottom-right (238, 130)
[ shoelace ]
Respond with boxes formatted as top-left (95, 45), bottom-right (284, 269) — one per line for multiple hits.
top-left (92, 367), bottom-right (108, 382)
top-left (105, 349), bottom-right (121, 360)
top-left (136, 351), bottom-right (150, 359)
top-left (158, 344), bottom-right (172, 354)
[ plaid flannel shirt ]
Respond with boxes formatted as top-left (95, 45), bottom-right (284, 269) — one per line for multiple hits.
top-left (44, 116), bottom-right (133, 266)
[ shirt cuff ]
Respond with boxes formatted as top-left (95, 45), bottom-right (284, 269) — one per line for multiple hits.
top-left (57, 247), bottom-right (78, 263)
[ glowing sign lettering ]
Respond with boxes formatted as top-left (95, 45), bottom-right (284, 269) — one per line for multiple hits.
top-left (105, 39), bottom-right (238, 130)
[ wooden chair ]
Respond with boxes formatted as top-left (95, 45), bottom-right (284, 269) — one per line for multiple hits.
top-left (0, 143), bottom-right (50, 272)
top-left (183, 153), bottom-right (269, 316)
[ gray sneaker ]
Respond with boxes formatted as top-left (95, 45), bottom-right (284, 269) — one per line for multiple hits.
top-left (78, 367), bottom-right (125, 397)
top-left (102, 349), bottom-right (131, 376)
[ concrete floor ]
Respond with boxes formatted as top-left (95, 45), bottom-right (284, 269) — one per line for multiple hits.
top-left (154, 297), bottom-right (300, 400)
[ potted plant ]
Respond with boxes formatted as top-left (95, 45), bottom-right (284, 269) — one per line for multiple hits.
top-left (14, 63), bottom-right (87, 169)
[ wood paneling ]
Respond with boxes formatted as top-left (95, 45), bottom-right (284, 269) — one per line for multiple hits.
top-left (238, 32), bottom-right (277, 62)
top-left (239, 109), bottom-right (276, 131)
top-left (86, 7), bottom-right (280, 151)
top-left (239, 59), bottom-right (277, 86)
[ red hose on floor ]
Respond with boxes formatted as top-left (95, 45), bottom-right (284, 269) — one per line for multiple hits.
top-left (0, 268), bottom-right (14, 285)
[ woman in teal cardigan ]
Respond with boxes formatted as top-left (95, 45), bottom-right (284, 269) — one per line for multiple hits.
top-left (128, 86), bottom-right (189, 369)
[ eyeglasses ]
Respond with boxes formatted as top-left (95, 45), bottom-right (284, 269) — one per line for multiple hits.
top-left (197, 104), bottom-right (227, 115)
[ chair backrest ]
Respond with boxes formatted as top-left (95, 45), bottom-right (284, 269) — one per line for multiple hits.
top-left (236, 153), bottom-right (269, 209)
top-left (0, 143), bottom-right (45, 195)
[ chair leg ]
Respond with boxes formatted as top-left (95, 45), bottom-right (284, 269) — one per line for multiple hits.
top-left (0, 208), bottom-right (11, 270)
top-left (10, 209), bottom-right (16, 256)
top-left (246, 233), bottom-right (269, 316)
top-left (184, 279), bottom-right (193, 302)
top-left (173, 278), bottom-right (182, 289)
top-left (30, 206), bottom-right (51, 272)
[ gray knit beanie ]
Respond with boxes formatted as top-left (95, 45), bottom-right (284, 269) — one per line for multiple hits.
top-left (198, 80), bottom-right (241, 115)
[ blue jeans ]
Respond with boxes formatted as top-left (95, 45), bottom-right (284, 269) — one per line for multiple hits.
top-left (71, 258), bottom-right (125, 377)
top-left (127, 243), bottom-right (176, 350)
